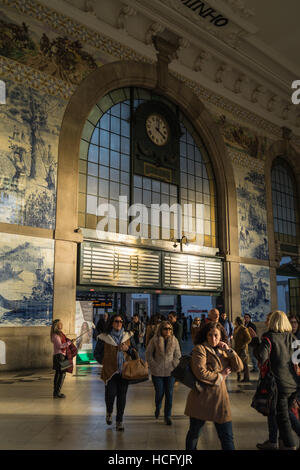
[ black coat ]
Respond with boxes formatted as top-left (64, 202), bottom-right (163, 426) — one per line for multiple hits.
top-left (253, 331), bottom-right (299, 394)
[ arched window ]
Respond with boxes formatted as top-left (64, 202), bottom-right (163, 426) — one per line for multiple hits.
top-left (271, 158), bottom-right (299, 245)
top-left (78, 88), bottom-right (217, 247)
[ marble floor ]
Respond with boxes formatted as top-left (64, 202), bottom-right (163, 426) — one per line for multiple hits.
top-left (0, 344), bottom-right (296, 451)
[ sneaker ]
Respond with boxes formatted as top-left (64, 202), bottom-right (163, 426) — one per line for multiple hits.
top-left (53, 393), bottom-right (66, 398)
top-left (106, 413), bottom-right (112, 425)
top-left (116, 421), bottom-right (124, 431)
top-left (164, 417), bottom-right (172, 426)
top-left (256, 440), bottom-right (278, 450)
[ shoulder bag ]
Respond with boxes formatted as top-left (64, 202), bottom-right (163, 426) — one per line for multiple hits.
top-left (122, 348), bottom-right (149, 384)
top-left (251, 337), bottom-right (278, 416)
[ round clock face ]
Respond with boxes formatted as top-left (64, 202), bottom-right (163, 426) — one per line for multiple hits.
top-left (146, 113), bottom-right (169, 146)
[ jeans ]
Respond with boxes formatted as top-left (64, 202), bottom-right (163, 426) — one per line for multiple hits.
top-left (152, 376), bottom-right (175, 418)
top-left (276, 393), bottom-right (297, 447)
top-left (238, 349), bottom-right (249, 381)
top-left (105, 373), bottom-right (129, 422)
top-left (268, 395), bottom-right (300, 443)
top-left (186, 418), bottom-right (235, 450)
top-left (249, 345), bottom-right (258, 371)
top-left (53, 371), bottom-right (66, 396)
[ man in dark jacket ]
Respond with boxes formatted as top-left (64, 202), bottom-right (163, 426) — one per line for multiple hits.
top-left (219, 312), bottom-right (234, 344)
top-left (96, 312), bottom-right (109, 335)
top-left (244, 313), bottom-right (258, 372)
top-left (168, 312), bottom-right (183, 350)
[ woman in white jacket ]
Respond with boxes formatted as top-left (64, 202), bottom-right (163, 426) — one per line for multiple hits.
top-left (146, 320), bottom-right (181, 425)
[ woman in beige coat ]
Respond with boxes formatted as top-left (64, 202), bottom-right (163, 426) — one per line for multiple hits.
top-left (146, 320), bottom-right (181, 425)
top-left (185, 322), bottom-right (243, 450)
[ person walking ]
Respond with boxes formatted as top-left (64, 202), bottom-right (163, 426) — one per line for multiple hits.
top-left (253, 310), bottom-right (299, 450)
top-left (96, 314), bottom-right (136, 431)
top-left (219, 312), bottom-right (234, 345)
top-left (146, 320), bottom-right (181, 425)
top-left (167, 312), bottom-right (183, 350)
top-left (244, 313), bottom-right (258, 372)
top-left (191, 317), bottom-right (202, 345)
top-left (289, 314), bottom-right (300, 340)
top-left (233, 317), bottom-right (251, 382)
top-left (145, 314), bottom-right (163, 347)
top-left (50, 319), bottom-right (75, 399)
top-left (185, 322), bottom-right (243, 450)
top-left (128, 314), bottom-right (145, 354)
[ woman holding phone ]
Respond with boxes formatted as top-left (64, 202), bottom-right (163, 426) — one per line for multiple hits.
top-left (185, 322), bottom-right (243, 450)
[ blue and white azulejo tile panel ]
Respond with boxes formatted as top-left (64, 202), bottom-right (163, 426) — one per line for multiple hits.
top-left (0, 233), bottom-right (54, 327)
top-left (240, 264), bottom-right (271, 322)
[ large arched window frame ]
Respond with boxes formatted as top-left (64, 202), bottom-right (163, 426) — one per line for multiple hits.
top-left (271, 157), bottom-right (300, 246)
top-left (78, 87), bottom-right (217, 248)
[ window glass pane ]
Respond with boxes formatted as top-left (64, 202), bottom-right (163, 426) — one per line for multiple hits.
top-left (87, 162), bottom-right (98, 177)
top-left (110, 134), bottom-right (120, 152)
top-left (99, 179), bottom-right (109, 198)
top-left (134, 175), bottom-right (142, 188)
top-left (91, 128), bottom-right (99, 145)
top-left (110, 168), bottom-right (119, 182)
top-left (110, 182), bottom-right (120, 200)
top-left (121, 137), bottom-right (130, 155)
top-left (100, 114), bottom-right (110, 130)
top-left (86, 195), bottom-right (97, 215)
top-left (88, 144), bottom-right (98, 163)
top-left (121, 120), bottom-right (130, 137)
top-left (99, 165), bottom-right (109, 179)
top-left (121, 171), bottom-right (130, 185)
top-left (143, 177), bottom-right (151, 190)
top-left (87, 176), bottom-right (98, 195)
top-left (110, 103), bottom-right (121, 118)
top-left (100, 129), bottom-right (110, 148)
top-left (121, 154), bottom-right (130, 172)
top-left (111, 116), bottom-right (120, 134)
top-left (99, 147), bottom-right (109, 166)
top-left (110, 151), bottom-right (120, 169)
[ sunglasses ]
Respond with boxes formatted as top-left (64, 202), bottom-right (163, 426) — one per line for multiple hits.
top-left (113, 320), bottom-right (123, 323)
top-left (163, 327), bottom-right (172, 330)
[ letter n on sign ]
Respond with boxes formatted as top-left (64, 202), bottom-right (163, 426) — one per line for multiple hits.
top-left (0, 80), bottom-right (6, 104)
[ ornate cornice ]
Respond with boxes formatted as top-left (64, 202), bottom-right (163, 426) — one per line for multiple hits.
top-left (0, 0), bottom-right (152, 64)
top-left (1, 0), bottom-right (300, 151)
top-left (228, 148), bottom-right (265, 173)
top-left (0, 55), bottom-right (74, 99)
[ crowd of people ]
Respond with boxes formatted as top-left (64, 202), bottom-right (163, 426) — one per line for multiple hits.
top-left (50, 308), bottom-right (300, 450)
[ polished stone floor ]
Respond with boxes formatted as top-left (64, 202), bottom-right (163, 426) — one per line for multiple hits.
top-left (0, 341), bottom-right (297, 451)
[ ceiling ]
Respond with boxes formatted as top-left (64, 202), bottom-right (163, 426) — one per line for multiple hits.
top-left (243, 0), bottom-right (300, 69)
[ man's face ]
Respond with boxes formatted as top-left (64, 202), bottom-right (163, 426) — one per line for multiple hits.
top-left (168, 315), bottom-right (176, 324)
top-left (221, 313), bottom-right (227, 321)
top-left (133, 316), bottom-right (139, 323)
top-left (244, 315), bottom-right (250, 324)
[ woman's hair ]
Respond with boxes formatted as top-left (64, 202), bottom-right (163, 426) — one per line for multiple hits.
top-left (157, 321), bottom-right (173, 337)
top-left (192, 317), bottom-right (201, 324)
top-left (50, 319), bottom-right (61, 340)
top-left (235, 317), bottom-right (243, 326)
top-left (268, 310), bottom-right (292, 333)
top-left (194, 322), bottom-right (223, 345)
top-left (105, 313), bottom-right (124, 333)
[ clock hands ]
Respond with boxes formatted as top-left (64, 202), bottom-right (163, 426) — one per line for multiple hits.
top-left (155, 127), bottom-right (165, 139)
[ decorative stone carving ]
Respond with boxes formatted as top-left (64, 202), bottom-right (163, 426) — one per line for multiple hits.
top-left (233, 74), bottom-right (248, 94)
top-left (178, 37), bottom-right (190, 52)
top-left (145, 22), bottom-right (165, 45)
top-left (83, 0), bottom-right (96, 15)
top-left (153, 36), bottom-right (179, 91)
top-left (281, 103), bottom-right (291, 121)
top-left (251, 85), bottom-right (265, 103)
top-left (193, 50), bottom-right (210, 72)
top-left (215, 64), bottom-right (230, 84)
top-left (267, 95), bottom-right (279, 112)
top-left (117, 4), bottom-right (137, 31)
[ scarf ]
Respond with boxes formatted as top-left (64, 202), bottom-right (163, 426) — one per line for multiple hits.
top-left (110, 328), bottom-right (126, 374)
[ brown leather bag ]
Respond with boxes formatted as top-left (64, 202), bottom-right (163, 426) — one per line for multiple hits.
top-left (122, 349), bottom-right (149, 384)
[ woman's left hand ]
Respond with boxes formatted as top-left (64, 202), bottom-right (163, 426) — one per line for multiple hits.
top-left (119, 344), bottom-right (129, 352)
top-left (218, 341), bottom-right (229, 350)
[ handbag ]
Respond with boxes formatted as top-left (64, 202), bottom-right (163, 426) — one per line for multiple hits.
top-left (67, 340), bottom-right (78, 358)
top-left (251, 337), bottom-right (278, 416)
top-left (57, 354), bottom-right (71, 371)
top-left (171, 354), bottom-right (205, 391)
top-left (122, 349), bottom-right (149, 384)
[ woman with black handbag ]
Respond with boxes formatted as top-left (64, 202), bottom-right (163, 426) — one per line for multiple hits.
top-left (253, 310), bottom-right (299, 450)
top-left (50, 319), bottom-right (75, 398)
top-left (96, 314), bottom-right (136, 431)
